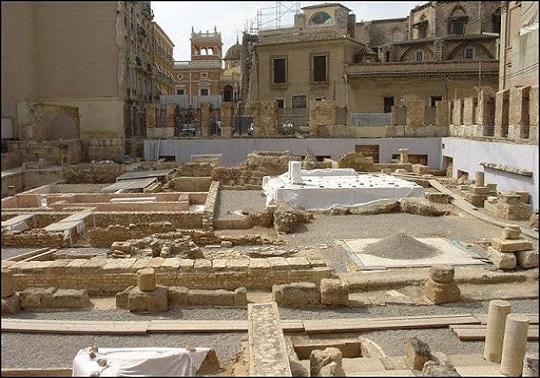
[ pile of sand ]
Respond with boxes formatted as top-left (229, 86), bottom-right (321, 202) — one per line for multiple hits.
top-left (362, 232), bottom-right (439, 260)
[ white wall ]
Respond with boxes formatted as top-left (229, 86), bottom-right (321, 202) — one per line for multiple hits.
top-left (442, 137), bottom-right (539, 211)
top-left (145, 137), bottom-right (442, 167)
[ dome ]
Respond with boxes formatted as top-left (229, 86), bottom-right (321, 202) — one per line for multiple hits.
top-left (224, 42), bottom-right (242, 60)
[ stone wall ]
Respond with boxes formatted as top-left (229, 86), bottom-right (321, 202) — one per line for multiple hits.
top-left (81, 138), bottom-right (124, 162)
top-left (166, 177), bottom-right (212, 192)
top-left (63, 163), bottom-right (126, 184)
top-left (6, 139), bottom-right (82, 166)
top-left (310, 100), bottom-right (336, 137)
top-left (2, 230), bottom-right (68, 248)
top-left (202, 181), bottom-right (220, 231)
top-left (211, 167), bottom-right (266, 189)
top-left (87, 222), bottom-right (177, 247)
top-left (174, 162), bottom-right (215, 177)
top-left (3, 257), bottom-right (335, 295)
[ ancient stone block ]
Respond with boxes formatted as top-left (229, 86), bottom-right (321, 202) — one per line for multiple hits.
top-left (320, 278), bottom-right (349, 306)
top-left (19, 287), bottom-right (55, 309)
top-left (422, 352), bottom-right (460, 376)
top-left (128, 286), bottom-right (168, 312)
top-left (50, 289), bottom-right (91, 309)
top-left (487, 247), bottom-right (517, 270)
top-left (405, 337), bottom-right (432, 370)
top-left (111, 241), bottom-right (132, 253)
top-left (490, 237), bottom-right (533, 252)
top-left (310, 347), bottom-right (345, 377)
top-left (234, 287), bottom-right (248, 306)
top-left (187, 289), bottom-right (234, 306)
top-left (115, 286), bottom-right (134, 309)
top-left (429, 265), bottom-right (455, 284)
top-left (424, 277), bottom-right (461, 304)
top-left (272, 282), bottom-right (320, 307)
top-left (137, 268), bottom-right (156, 292)
top-left (412, 164), bottom-right (430, 175)
top-left (470, 185), bottom-right (491, 194)
top-left (349, 199), bottom-right (400, 214)
top-left (502, 225), bottom-right (521, 239)
top-left (167, 286), bottom-right (189, 306)
top-left (426, 192), bottom-right (450, 204)
top-left (400, 198), bottom-right (446, 216)
top-left (515, 250), bottom-right (539, 269)
top-left (2, 269), bottom-right (15, 298)
top-left (1, 294), bottom-right (21, 314)
top-left (220, 240), bottom-right (233, 248)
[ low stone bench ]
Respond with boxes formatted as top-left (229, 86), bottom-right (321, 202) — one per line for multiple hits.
top-left (248, 302), bottom-right (292, 376)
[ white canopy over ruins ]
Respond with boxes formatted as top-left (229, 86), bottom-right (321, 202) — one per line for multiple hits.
top-left (262, 161), bottom-right (425, 210)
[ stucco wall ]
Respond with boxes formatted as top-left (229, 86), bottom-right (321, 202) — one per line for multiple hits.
top-left (145, 137), bottom-right (442, 168)
top-left (441, 137), bottom-right (539, 210)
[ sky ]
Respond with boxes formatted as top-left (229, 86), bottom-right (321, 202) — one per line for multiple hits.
top-left (151, 1), bottom-right (426, 62)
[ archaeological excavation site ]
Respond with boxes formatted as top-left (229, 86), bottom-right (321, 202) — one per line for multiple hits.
top-left (1, 0), bottom-right (538, 376)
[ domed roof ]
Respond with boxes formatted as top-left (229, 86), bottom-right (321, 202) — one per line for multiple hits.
top-left (224, 42), bottom-right (242, 60)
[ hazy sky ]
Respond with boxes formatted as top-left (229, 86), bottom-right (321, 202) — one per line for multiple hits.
top-left (151, 1), bottom-right (426, 62)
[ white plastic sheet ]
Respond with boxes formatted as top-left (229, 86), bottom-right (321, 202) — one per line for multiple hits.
top-left (263, 169), bottom-right (424, 210)
top-left (72, 347), bottom-right (210, 377)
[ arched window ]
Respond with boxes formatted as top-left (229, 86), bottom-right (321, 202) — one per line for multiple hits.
top-left (392, 29), bottom-right (404, 42)
top-left (309, 12), bottom-right (332, 25)
top-left (448, 6), bottom-right (468, 35)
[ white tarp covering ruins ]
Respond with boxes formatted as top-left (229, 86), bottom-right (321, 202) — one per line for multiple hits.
top-left (262, 162), bottom-right (424, 210)
top-left (72, 347), bottom-right (211, 377)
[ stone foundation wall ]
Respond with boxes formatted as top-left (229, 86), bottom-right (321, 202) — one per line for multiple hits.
top-left (174, 162), bottom-right (215, 177)
top-left (166, 177), bottom-right (212, 192)
top-left (202, 181), bottom-right (219, 231)
top-left (4, 257), bottom-right (335, 295)
top-left (63, 163), bottom-right (126, 184)
top-left (211, 167), bottom-right (266, 189)
top-left (87, 222), bottom-right (178, 247)
top-left (2, 230), bottom-right (68, 248)
top-left (82, 138), bottom-right (124, 162)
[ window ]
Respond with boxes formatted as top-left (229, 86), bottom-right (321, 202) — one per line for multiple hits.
top-left (200, 72), bottom-right (208, 79)
top-left (272, 57), bottom-right (287, 84)
top-left (292, 95), bottom-right (307, 108)
top-left (450, 19), bottom-right (466, 34)
top-left (200, 88), bottom-right (209, 96)
top-left (309, 12), bottom-right (332, 25)
top-left (312, 54), bottom-right (328, 83)
top-left (176, 89), bottom-right (185, 95)
top-left (464, 47), bottom-right (474, 60)
top-left (275, 99), bottom-right (285, 108)
top-left (430, 96), bottom-right (442, 107)
top-left (415, 50), bottom-right (424, 62)
top-left (383, 97), bottom-right (394, 113)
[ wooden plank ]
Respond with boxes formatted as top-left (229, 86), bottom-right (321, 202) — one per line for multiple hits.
top-left (474, 314), bottom-right (538, 325)
top-left (0, 368), bottom-right (72, 377)
top-left (1, 320), bottom-right (148, 334)
top-left (147, 320), bottom-right (247, 332)
top-left (304, 315), bottom-right (479, 333)
top-left (451, 325), bottom-right (538, 341)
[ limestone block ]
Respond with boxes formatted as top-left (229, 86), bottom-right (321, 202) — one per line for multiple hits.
top-left (470, 185), bottom-right (491, 194)
top-left (167, 286), bottom-right (189, 306)
top-left (19, 287), bottom-right (55, 309)
top-left (2, 269), bottom-right (15, 298)
top-left (320, 278), bottom-right (349, 306)
top-left (272, 282), bottom-right (320, 307)
top-left (128, 286), bottom-right (168, 312)
top-left (137, 268), bottom-right (156, 292)
top-left (502, 225), bottom-right (521, 239)
top-left (487, 247), bottom-right (517, 270)
top-left (426, 192), bottom-right (450, 204)
top-left (422, 352), bottom-right (460, 376)
top-left (412, 164), bottom-right (430, 175)
top-left (268, 257), bottom-right (290, 270)
top-left (286, 257), bottom-right (311, 269)
top-left (310, 347), bottom-right (345, 377)
top-left (349, 199), bottom-right (400, 214)
top-left (400, 198), bottom-right (446, 216)
top-left (115, 286), bottom-right (134, 309)
top-left (193, 259), bottom-right (212, 271)
top-left (234, 287), bottom-right (248, 306)
top-left (248, 258), bottom-right (271, 270)
top-left (515, 250), bottom-right (539, 269)
top-left (50, 289), bottom-right (91, 309)
top-left (490, 237), bottom-right (533, 252)
top-left (187, 289), bottom-right (234, 306)
top-left (111, 241), bottom-right (132, 253)
top-left (424, 277), bottom-right (461, 304)
top-left (1, 294), bottom-right (21, 314)
top-left (429, 265), bottom-right (455, 284)
top-left (226, 259), bottom-right (250, 270)
top-left (405, 337), bottom-right (432, 370)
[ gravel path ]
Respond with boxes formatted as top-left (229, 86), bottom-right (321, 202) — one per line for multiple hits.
top-left (2, 299), bottom-right (538, 369)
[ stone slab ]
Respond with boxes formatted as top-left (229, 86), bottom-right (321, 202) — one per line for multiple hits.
top-left (491, 237), bottom-right (533, 252)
